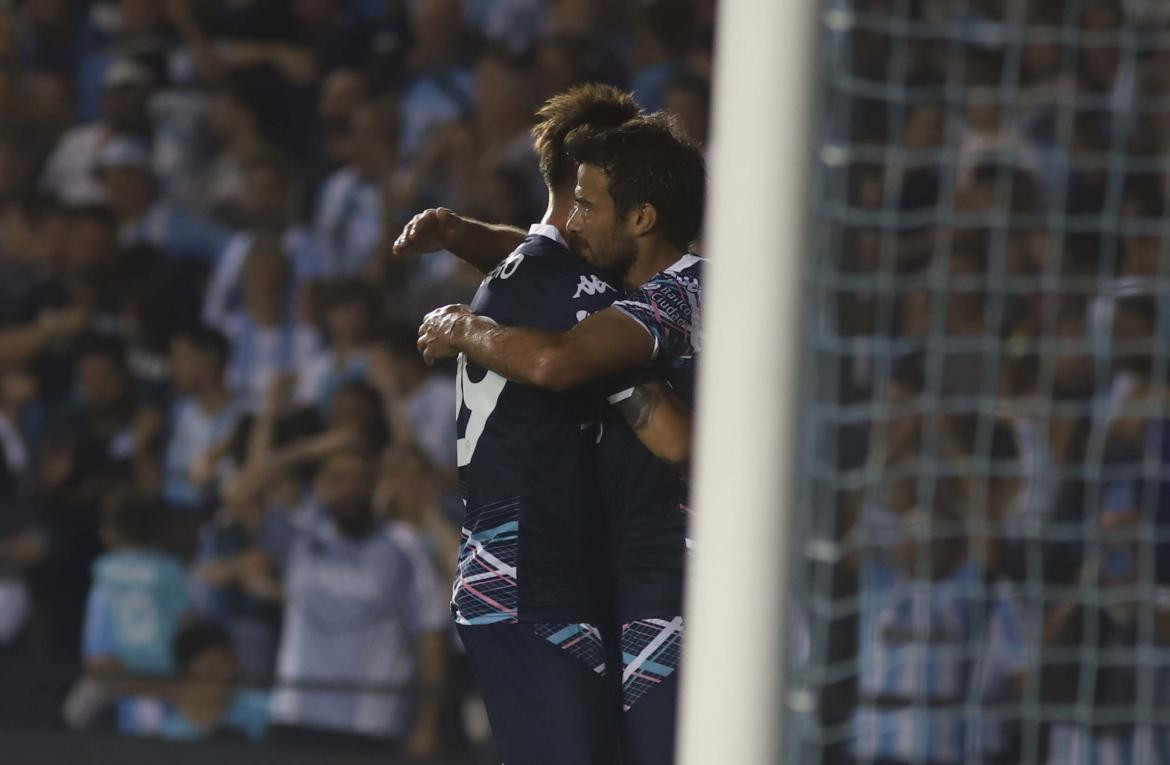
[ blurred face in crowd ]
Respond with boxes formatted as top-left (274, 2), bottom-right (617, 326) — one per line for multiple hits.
top-left (1120, 197), bottom-right (1163, 277)
top-left (901, 103), bottom-right (943, 150)
top-left (317, 451), bottom-right (377, 537)
top-left (243, 164), bottom-right (287, 228)
top-left (0, 203), bottom-right (34, 264)
top-left (412, 0), bottom-right (461, 57)
top-left (170, 337), bottom-right (219, 395)
top-left (329, 385), bottom-right (377, 437)
top-left (78, 353), bottom-right (128, 411)
top-left (118, 0), bottom-right (163, 36)
top-left (101, 82), bottom-right (150, 131)
top-left (242, 242), bottom-right (288, 318)
top-left (566, 163), bottom-right (638, 274)
top-left (102, 164), bottom-right (153, 219)
top-left (536, 38), bottom-right (584, 100)
top-left (0, 8), bottom-right (15, 60)
top-left (68, 213), bottom-right (119, 276)
top-left (1052, 301), bottom-right (1094, 398)
top-left (27, 0), bottom-right (70, 30)
top-left (1080, 5), bottom-right (1121, 90)
top-left (319, 70), bottom-right (366, 164)
top-left (180, 644), bottom-right (238, 721)
top-left (0, 69), bottom-right (15, 127)
top-left (348, 105), bottom-right (394, 177)
top-left (208, 92), bottom-right (254, 144)
top-left (548, 0), bottom-right (598, 37)
top-left (325, 297), bottom-right (370, 348)
top-left (475, 56), bottom-right (531, 134)
top-left (663, 86), bottom-right (710, 148)
top-left (24, 71), bottom-right (74, 137)
top-left (1111, 303), bottom-right (1154, 375)
top-left (295, 0), bottom-right (339, 28)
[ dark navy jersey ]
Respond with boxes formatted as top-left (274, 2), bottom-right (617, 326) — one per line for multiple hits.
top-left (598, 409), bottom-right (688, 622)
top-left (452, 229), bottom-right (621, 625)
top-left (600, 254), bottom-right (704, 621)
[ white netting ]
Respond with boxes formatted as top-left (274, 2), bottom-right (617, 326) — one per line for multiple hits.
top-left (792, 1), bottom-right (1170, 763)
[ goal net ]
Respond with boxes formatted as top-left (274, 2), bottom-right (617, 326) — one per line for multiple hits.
top-left (788, 1), bottom-right (1170, 763)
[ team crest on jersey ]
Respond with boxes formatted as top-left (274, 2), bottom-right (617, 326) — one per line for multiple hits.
top-left (572, 274), bottom-right (616, 299)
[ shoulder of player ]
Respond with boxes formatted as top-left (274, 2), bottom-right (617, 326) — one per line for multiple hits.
top-left (659, 253), bottom-right (704, 285)
top-left (504, 236), bottom-right (614, 283)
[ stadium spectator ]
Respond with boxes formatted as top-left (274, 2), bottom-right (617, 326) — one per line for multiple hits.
top-left (81, 496), bottom-right (189, 677)
top-left (311, 101), bottom-right (396, 277)
top-left (203, 152), bottom-right (318, 330)
top-left (39, 58), bottom-right (154, 207)
top-left (396, 0), bottom-right (473, 165)
top-left (214, 234), bottom-right (320, 412)
top-left (851, 476), bottom-right (1028, 765)
top-left (96, 135), bottom-right (230, 264)
top-left (113, 619), bottom-right (270, 741)
top-left (262, 448), bottom-right (449, 756)
top-left (0, 0), bottom-right (725, 757)
top-left (161, 326), bottom-right (242, 513)
top-left (293, 278), bottom-right (384, 412)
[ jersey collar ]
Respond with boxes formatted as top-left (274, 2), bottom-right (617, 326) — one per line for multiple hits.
top-left (666, 253), bottom-right (703, 273)
top-left (528, 222), bottom-right (569, 249)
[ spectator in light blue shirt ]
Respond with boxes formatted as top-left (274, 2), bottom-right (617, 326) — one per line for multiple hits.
top-left (163, 326), bottom-right (242, 512)
top-left (214, 234), bottom-right (321, 413)
top-left (263, 448), bottom-right (449, 754)
top-left (82, 497), bottom-right (190, 676)
top-left (96, 136), bottom-right (231, 264)
top-left (396, 0), bottom-right (473, 164)
top-left (204, 153), bottom-right (322, 330)
top-left (311, 103), bottom-right (395, 277)
top-left (116, 619), bottom-right (269, 742)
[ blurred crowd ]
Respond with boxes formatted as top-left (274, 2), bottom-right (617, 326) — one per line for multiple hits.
top-left (808, 1), bottom-right (1170, 764)
top-left (0, 0), bottom-right (713, 758)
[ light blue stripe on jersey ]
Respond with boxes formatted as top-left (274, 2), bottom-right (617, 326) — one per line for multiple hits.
top-left (466, 521), bottom-right (519, 544)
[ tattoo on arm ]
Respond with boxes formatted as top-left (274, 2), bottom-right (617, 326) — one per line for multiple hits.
top-left (615, 383), bottom-right (662, 432)
top-left (615, 383), bottom-right (689, 475)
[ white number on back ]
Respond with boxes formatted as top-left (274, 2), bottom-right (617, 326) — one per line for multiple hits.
top-left (456, 354), bottom-right (507, 467)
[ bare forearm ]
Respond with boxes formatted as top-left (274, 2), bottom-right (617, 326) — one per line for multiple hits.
top-left (0, 325), bottom-right (55, 368)
top-left (612, 382), bottom-right (692, 473)
top-left (453, 316), bottom-right (571, 389)
top-left (450, 219), bottom-right (526, 274)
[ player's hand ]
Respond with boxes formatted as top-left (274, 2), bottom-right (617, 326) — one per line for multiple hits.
top-left (393, 208), bottom-right (467, 257)
top-left (417, 304), bottom-right (472, 365)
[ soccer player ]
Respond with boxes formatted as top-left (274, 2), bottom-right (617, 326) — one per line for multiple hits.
top-left (416, 115), bottom-right (705, 765)
top-left (401, 84), bottom-right (644, 765)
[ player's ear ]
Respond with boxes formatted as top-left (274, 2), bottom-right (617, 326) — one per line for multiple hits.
top-left (631, 202), bottom-right (657, 238)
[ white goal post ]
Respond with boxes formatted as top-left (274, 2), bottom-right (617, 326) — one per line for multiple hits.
top-left (677, 0), bottom-right (819, 762)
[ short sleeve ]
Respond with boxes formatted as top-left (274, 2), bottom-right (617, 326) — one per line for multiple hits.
top-left (602, 367), bottom-right (660, 406)
top-left (611, 275), bottom-right (698, 363)
top-left (392, 526), bottom-right (449, 637)
top-left (259, 507), bottom-right (302, 571)
top-left (82, 586), bottom-right (117, 659)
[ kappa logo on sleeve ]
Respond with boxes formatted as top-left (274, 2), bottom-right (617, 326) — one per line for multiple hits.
top-left (572, 274), bottom-right (616, 299)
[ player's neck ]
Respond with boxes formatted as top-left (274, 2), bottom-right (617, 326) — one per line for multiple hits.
top-left (628, 239), bottom-right (684, 287)
top-left (540, 192), bottom-right (574, 234)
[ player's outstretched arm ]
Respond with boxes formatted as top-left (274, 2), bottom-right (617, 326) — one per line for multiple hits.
top-left (393, 207), bottom-right (526, 275)
top-left (418, 304), bottom-right (655, 390)
top-left (610, 381), bottom-right (692, 474)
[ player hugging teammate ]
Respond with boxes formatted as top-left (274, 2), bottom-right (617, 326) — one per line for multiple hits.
top-left (398, 84), bottom-right (705, 765)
